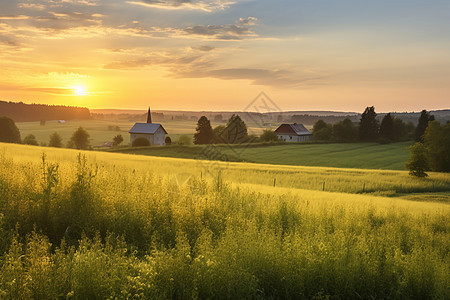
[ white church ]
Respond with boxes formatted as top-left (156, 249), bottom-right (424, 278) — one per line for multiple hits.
top-left (129, 108), bottom-right (167, 146)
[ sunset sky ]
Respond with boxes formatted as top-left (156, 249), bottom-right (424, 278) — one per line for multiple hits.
top-left (1, 0), bottom-right (449, 112)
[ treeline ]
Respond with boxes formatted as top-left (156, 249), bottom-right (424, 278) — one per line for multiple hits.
top-left (312, 106), bottom-right (421, 143)
top-left (0, 100), bottom-right (91, 122)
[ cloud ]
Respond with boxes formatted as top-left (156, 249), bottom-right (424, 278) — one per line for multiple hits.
top-left (126, 0), bottom-right (236, 12)
top-left (177, 67), bottom-right (326, 88)
top-left (190, 45), bottom-right (215, 52)
top-left (180, 17), bottom-right (258, 40)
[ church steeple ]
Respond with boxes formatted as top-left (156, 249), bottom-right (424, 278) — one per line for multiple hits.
top-left (146, 107), bottom-right (152, 123)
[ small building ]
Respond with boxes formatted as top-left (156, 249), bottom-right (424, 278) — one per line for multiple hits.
top-left (274, 123), bottom-right (313, 142)
top-left (129, 107), bottom-right (167, 146)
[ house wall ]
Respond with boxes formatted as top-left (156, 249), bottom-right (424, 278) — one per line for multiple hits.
top-left (130, 128), bottom-right (166, 146)
top-left (153, 127), bottom-right (166, 146)
top-left (277, 134), bottom-right (312, 142)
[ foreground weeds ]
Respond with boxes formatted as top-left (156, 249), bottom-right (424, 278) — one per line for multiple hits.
top-left (0, 149), bottom-right (449, 299)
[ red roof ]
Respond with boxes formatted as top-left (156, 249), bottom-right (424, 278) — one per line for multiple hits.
top-left (275, 123), bottom-right (311, 136)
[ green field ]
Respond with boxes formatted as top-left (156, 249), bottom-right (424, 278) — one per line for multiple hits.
top-left (15, 119), bottom-right (272, 147)
top-left (110, 142), bottom-right (411, 170)
top-left (0, 143), bottom-right (449, 298)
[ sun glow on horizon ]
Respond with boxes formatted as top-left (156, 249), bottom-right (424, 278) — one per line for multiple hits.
top-left (73, 85), bottom-right (88, 96)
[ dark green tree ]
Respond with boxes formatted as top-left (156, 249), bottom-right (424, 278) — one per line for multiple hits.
top-left (23, 134), bottom-right (38, 146)
top-left (312, 120), bottom-right (332, 140)
top-left (212, 125), bottom-right (227, 143)
top-left (406, 143), bottom-right (429, 177)
top-left (69, 127), bottom-right (90, 149)
top-left (332, 118), bottom-right (358, 141)
top-left (113, 134), bottom-right (123, 146)
top-left (260, 130), bottom-right (278, 142)
top-left (392, 118), bottom-right (408, 141)
top-left (423, 121), bottom-right (450, 172)
top-left (165, 136), bottom-right (172, 145)
top-left (49, 132), bottom-right (63, 148)
top-left (359, 106), bottom-right (379, 140)
top-left (379, 113), bottom-right (395, 142)
top-left (194, 116), bottom-right (214, 145)
top-left (224, 114), bottom-right (248, 144)
top-left (0, 116), bottom-right (21, 143)
top-left (414, 110), bottom-right (435, 142)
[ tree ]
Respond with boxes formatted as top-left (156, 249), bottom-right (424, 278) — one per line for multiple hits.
top-left (214, 114), bottom-right (223, 122)
top-left (277, 115), bottom-right (283, 123)
top-left (312, 120), bottom-right (332, 140)
top-left (194, 116), bottom-right (214, 145)
top-left (132, 137), bottom-right (150, 147)
top-left (359, 106), bottom-right (379, 140)
top-left (379, 113), bottom-right (395, 142)
top-left (260, 130), bottom-right (278, 142)
top-left (406, 143), bottom-right (429, 177)
top-left (414, 110), bottom-right (435, 142)
top-left (213, 125), bottom-right (227, 144)
top-left (69, 127), bottom-right (90, 149)
top-left (178, 135), bottom-right (191, 145)
top-left (165, 136), bottom-right (172, 145)
top-left (224, 114), bottom-right (248, 144)
top-left (392, 118), bottom-right (408, 141)
top-left (49, 132), bottom-right (63, 148)
top-left (113, 134), bottom-right (123, 146)
top-left (0, 116), bottom-right (21, 143)
top-left (332, 118), bottom-right (358, 141)
top-left (23, 134), bottom-right (38, 146)
top-left (423, 121), bottom-right (450, 172)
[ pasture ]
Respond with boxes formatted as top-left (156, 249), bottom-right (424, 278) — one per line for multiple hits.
top-left (111, 142), bottom-right (411, 170)
top-left (15, 118), bottom-right (271, 147)
top-left (0, 142), bottom-right (449, 298)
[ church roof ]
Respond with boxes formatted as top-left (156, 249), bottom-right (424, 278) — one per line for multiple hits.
top-left (129, 123), bottom-right (167, 134)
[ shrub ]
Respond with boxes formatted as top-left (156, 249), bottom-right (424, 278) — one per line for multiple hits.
top-left (23, 134), bottom-right (38, 146)
top-left (165, 136), bottom-right (172, 145)
top-left (178, 135), bottom-right (191, 146)
top-left (132, 137), bottom-right (150, 147)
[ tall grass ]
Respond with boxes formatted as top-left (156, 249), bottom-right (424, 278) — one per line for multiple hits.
top-left (0, 143), bottom-right (449, 299)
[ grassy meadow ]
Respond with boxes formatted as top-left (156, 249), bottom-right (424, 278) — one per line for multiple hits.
top-left (0, 142), bottom-right (449, 299)
top-left (111, 142), bottom-right (411, 170)
top-left (15, 119), bottom-right (271, 147)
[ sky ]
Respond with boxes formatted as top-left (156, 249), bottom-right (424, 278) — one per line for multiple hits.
top-left (0, 0), bottom-right (449, 112)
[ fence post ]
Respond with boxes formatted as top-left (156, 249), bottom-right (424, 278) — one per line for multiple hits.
top-left (274, 178), bottom-right (276, 187)
top-left (363, 183), bottom-right (365, 193)
top-left (322, 181), bottom-right (325, 191)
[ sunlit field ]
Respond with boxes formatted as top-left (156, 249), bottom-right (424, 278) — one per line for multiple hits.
top-left (0, 143), bottom-right (449, 299)
top-left (15, 119), bottom-right (271, 147)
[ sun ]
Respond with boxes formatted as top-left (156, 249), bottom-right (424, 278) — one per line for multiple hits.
top-left (73, 85), bottom-right (88, 96)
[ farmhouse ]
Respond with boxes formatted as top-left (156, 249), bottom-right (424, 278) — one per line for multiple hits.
top-left (129, 108), bottom-right (167, 146)
top-left (275, 123), bottom-right (313, 142)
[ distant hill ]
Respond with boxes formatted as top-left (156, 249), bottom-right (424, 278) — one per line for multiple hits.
top-left (0, 101), bottom-right (91, 122)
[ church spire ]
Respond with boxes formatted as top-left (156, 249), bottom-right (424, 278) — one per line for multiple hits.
top-left (146, 107), bottom-right (152, 123)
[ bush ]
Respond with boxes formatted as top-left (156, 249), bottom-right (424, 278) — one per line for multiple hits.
top-left (260, 130), bottom-right (278, 142)
top-left (112, 135), bottom-right (123, 146)
top-left (165, 136), bottom-right (172, 145)
top-left (178, 135), bottom-right (191, 146)
top-left (23, 134), bottom-right (38, 146)
top-left (132, 137), bottom-right (150, 147)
